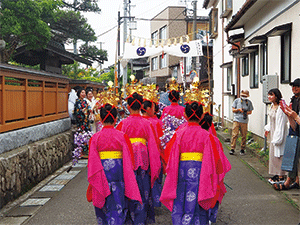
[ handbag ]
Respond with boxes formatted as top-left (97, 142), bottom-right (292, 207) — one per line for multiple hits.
top-left (281, 129), bottom-right (300, 172)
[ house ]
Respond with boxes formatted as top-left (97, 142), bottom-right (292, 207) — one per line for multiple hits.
top-left (203, 0), bottom-right (299, 142)
top-left (149, 6), bottom-right (212, 89)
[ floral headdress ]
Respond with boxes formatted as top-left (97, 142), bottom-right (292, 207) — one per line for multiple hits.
top-left (183, 77), bottom-right (211, 112)
top-left (99, 81), bottom-right (120, 107)
top-left (121, 75), bottom-right (143, 99)
top-left (166, 77), bottom-right (182, 93)
top-left (141, 84), bottom-right (159, 103)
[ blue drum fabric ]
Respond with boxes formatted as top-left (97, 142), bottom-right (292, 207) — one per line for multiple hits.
top-left (171, 160), bottom-right (210, 225)
top-left (94, 158), bottom-right (127, 225)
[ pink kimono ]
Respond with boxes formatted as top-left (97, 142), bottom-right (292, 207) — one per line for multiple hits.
top-left (160, 122), bottom-right (230, 224)
top-left (161, 102), bottom-right (185, 120)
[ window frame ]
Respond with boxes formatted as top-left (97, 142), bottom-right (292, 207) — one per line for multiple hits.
top-left (151, 57), bottom-right (158, 71)
top-left (260, 41), bottom-right (268, 83)
top-left (250, 51), bottom-right (259, 89)
top-left (159, 54), bottom-right (167, 69)
top-left (227, 66), bottom-right (233, 91)
top-left (281, 30), bottom-right (291, 84)
top-left (242, 55), bottom-right (249, 77)
top-left (151, 31), bottom-right (158, 45)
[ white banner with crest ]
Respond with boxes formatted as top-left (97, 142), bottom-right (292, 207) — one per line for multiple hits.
top-left (122, 40), bottom-right (203, 59)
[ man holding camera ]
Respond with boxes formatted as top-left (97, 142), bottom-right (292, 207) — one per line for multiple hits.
top-left (230, 90), bottom-right (254, 155)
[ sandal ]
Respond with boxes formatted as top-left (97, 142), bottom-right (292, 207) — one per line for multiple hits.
top-left (273, 183), bottom-right (289, 191)
top-left (289, 182), bottom-right (300, 189)
top-left (268, 175), bottom-right (279, 184)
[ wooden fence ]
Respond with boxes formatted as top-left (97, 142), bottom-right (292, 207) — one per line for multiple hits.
top-left (0, 64), bottom-right (69, 133)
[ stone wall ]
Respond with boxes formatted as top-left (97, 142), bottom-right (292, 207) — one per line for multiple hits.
top-left (0, 130), bottom-right (73, 209)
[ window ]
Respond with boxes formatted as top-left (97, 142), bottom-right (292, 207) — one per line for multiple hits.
top-left (151, 57), bottom-right (158, 71)
top-left (242, 56), bottom-right (249, 76)
top-left (260, 41), bottom-right (268, 83)
top-left (227, 66), bottom-right (232, 91)
top-left (250, 51), bottom-right (259, 88)
top-left (159, 26), bottom-right (167, 42)
top-left (221, 0), bottom-right (232, 18)
top-left (151, 31), bottom-right (158, 45)
top-left (159, 54), bottom-right (167, 69)
top-left (281, 30), bottom-right (291, 83)
top-left (209, 8), bottom-right (218, 39)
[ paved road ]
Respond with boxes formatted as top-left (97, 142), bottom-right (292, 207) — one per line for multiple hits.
top-left (1, 141), bottom-right (299, 225)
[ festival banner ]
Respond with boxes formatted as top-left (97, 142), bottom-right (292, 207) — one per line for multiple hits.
top-left (122, 40), bottom-right (203, 59)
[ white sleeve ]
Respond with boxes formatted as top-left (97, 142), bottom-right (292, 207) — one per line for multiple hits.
top-left (271, 108), bottom-right (288, 146)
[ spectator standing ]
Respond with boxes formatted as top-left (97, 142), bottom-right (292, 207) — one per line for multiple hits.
top-left (86, 89), bottom-right (97, 133)
top-left (264, 88), bottom-right (288, 184)
top-left (230, 90), bottom-right (254, 155)
top-left (274, 78), bottom-right (300, 190)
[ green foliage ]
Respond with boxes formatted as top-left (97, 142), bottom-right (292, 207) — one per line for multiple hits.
top-left (61, 0), bottom-right (101, 13)
top-left (98, 67), bottom-right (115, 83)
top-left (249, 142), bottom-right (260, 149)
top-left (46, 10), bottom-right (97, 43)
top-left (62, 61), bottom-right (103, 83)
top-left (246, 131), bottom-right (253, 141)
top-left (9, 61), bottom-right (40, 70)
top-left (79, 43), bottom-right (107, 63)
top-left (0, 0), bottom-right (62, 62)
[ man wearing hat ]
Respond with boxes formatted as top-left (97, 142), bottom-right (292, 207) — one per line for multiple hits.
top-left (230, 90), bottom-right (254, 155)
top-left (289, 78), bottom-right (300, 136)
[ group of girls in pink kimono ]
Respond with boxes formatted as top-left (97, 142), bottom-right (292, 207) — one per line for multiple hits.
top-left (87, 88), bottom-right (231, 225)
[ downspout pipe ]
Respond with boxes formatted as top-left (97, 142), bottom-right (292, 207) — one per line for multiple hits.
top-left (225, 30), bottom-right (241, 98)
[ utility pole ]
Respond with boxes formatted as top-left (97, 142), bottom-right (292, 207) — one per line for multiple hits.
top-left (123, 0), bottom-right (128, 87)
top-left (192, 0), bottom-right (197, 71)
top-left (117, 11), bottom-right (121, 90)
top-left (97, 41), bottom-right (105, 73)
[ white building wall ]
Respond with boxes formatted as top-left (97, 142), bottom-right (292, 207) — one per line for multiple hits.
top-left (239, 1), bottom-right (300, 138)
top-left (211, 0), bottom-right (245, 122)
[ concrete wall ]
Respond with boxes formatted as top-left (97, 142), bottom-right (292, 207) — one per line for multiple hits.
top-left (0, 130), bottom-right (73, 209)
top-left (0, 118), bottom-right (71, 154)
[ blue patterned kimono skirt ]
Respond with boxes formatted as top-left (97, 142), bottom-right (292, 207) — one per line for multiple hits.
top-left (94, 158), bottom-right (127, 225)
top-left (172, 160), bottom-right (211, 225)
top-left (152, 163), bottom-right (163, 208)
top-left (126, 167), bottom-right (155, 225)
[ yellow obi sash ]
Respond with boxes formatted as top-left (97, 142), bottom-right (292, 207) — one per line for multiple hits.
top-left (129, 138), bottom-right (147, 145)
top-left (99, 151), bottom-right (123, 159)
top-left (180, 152), bottom-right (203, 162)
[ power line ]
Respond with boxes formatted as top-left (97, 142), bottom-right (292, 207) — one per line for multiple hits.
top-left (97, 25), bottom-right (118, 37)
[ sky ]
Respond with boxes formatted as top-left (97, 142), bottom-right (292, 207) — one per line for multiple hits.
top-left (68, 0), bottom-right (208, 69)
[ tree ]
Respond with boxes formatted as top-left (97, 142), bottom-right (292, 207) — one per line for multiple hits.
top-left (45, 10), bottom-right (97, 44)
top-left (50, 1), bottom-right (107, 64)
top-left (61, 0), bottom-right (101, 13)
top-left (0, 0), bottom-right (62, 63)
top-left (79, 43), bottom-right (107, 64)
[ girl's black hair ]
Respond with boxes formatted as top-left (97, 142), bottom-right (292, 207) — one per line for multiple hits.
top-left (76, 87), bottom-right (85, 98)
top-left (168, 90), bottom-right (180, 102)
top-left (100, 104), bottom-right (117, 123)
top-left (141, 100), bottom-right (153, 113)
top-left (200, 112), bottom-right (213, 131)
top-left (154, 102), bottom-right (159, 114)
top-left (268, 88), bottom-right (282, 104)
top-left (86, 88), bottom-right (93, 95)
top-left (127, 92), bottom-right (143, 110)
top-left (185, 102), bottom-right (203, 121)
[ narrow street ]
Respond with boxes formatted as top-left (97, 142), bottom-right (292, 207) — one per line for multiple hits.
top-left (1, 141), bottom-right (299, 225)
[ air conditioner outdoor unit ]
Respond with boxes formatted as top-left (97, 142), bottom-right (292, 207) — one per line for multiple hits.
top-left (262, 75), bottom-right (278, 104)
